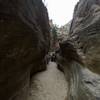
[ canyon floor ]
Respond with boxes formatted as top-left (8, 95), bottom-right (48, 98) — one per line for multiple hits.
top-left (28, 61), bottom-right (68, 100)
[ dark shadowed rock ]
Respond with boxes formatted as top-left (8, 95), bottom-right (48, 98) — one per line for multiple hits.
top-left (0, 0), bottom-right (50, 100)
top-left (56, 0), bottom-right (100, 100)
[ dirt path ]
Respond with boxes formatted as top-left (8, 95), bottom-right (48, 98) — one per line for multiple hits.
top-left (28, 62), bottom-right (68, 100)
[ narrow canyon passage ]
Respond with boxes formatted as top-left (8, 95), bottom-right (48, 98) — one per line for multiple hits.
top-left (28, 62), bottom-right (68, 100)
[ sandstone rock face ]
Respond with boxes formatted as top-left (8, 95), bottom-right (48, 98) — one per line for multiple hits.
top-left (69, 0), bottom-right (100, 74)
top-left (69, 0), bottom-right (100, 99)
top-left (0, 0), bottom-right (50, 100)
top-left (56, 0), bottom-right (100, 100)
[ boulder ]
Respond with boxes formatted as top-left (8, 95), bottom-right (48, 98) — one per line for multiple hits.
top-left (0, 0), bottom-right (50, 100)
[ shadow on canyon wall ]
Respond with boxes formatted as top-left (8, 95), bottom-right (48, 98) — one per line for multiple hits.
top-left (0, 0), bottom-right (50, 100)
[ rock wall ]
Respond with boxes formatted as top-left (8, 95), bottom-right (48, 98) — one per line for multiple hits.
top-left (0, 0), bottom-right (50, 100)
top-left (56, 0), bottom-right (100, 100)
top-left (69, 0), bottom-right (100, 74)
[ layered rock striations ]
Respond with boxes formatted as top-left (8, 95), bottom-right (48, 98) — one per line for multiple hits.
top-left (56, 0), bottom-right (100, 100)
top-left (69, 0), bottom-right (100, 74)
top-left (0, 0), bottom-right (50, 100)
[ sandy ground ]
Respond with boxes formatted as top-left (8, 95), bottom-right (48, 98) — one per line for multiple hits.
top-left (28, 62), bottom-right (68, 100)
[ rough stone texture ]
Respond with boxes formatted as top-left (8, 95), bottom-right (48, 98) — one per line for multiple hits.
top-left (69, 0), bottom-right (100, 74)
top-left (68, 1), bottom-right (100, 99)
top-left (56, 41), bottom-right (100, 100)
top-left (56, 0), bottom-right (100, 100)
top-left (0, 0), bottom-right (50, 100)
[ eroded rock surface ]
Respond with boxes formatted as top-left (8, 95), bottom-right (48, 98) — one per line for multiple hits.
top-left (0, 0), bottom-right (50, 100)
top-left (56, 0), bottom-right (100, 100)
top-left (69, 0), bottom-right (100, 74)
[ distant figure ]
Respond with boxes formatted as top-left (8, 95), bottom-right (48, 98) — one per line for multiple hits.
top-left (51, 53), bottom-right (56, 62)
top-left (45, 54), bottom-right (51, 64)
